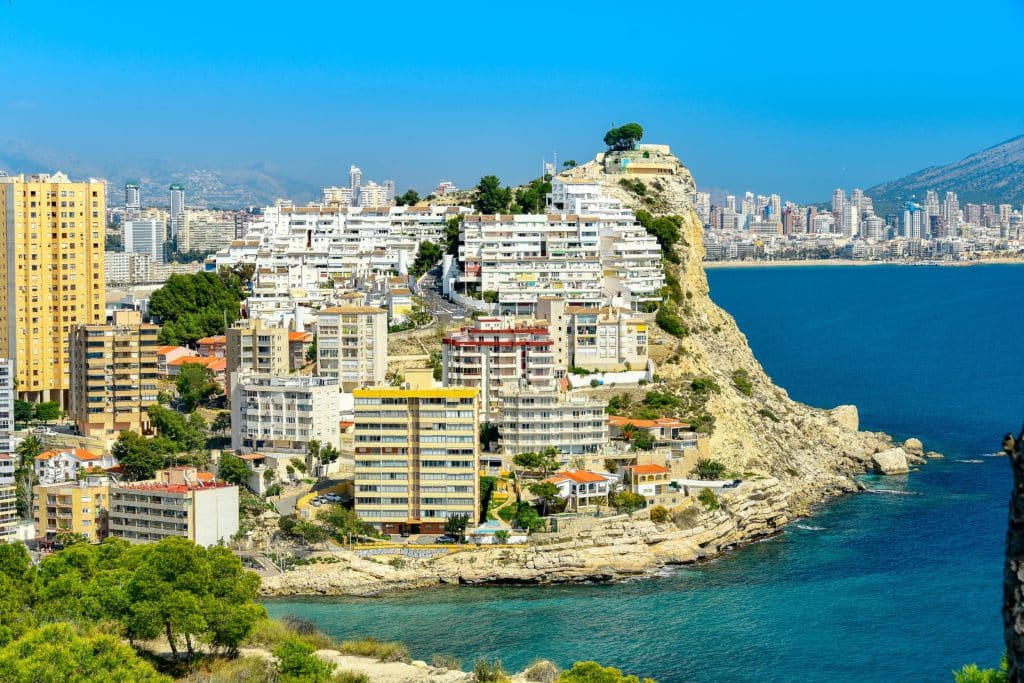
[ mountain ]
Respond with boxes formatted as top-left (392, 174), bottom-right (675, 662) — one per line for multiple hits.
top-left (0, 140), bottom-right (320, 208)
top-left (867, 134), bottom-right (1024, 211)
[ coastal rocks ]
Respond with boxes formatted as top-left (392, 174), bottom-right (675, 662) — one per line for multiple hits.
top-left (925, 451), bottom-right (945, 459)
top-left (903, 438), bottom-right (925, 455)
top-left (829, 405), bottom-right (860, 432)
top-left (871, 447), bottom-right (911, 475)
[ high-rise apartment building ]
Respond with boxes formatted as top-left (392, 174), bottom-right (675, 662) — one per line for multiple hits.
top-left (0, 172), bottom-right (106, 404)
top-left (34, 474), bottom-right (111, 542)
top-left (902, 202), bottom-right (925, 239)
top-left (169, 183), bottom-right (185, 240)
top-left (226, 318), bottom-right (290, 397)
top-left (315, 306), bottom-right (387, 391)
top-left (832, 188), bottom-right (846, 215)
top-left (0, 360), bottom-right (16, 541)
top-left (498, 386), bottom-right (608, 458)
top-left (124, 218), bottom-right (165, 263)
top-left (124, 182), bottom-right (140, 217)
top-left (68, 310), bottom-right (159, 438)
top-left (349, 165), bottom-right (362, 194)
top-left (353, 387), bottom-right (480, 534)
top-left (230, 373), bottom-right (341, 455)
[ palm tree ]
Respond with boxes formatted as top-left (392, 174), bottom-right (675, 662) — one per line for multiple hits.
top-left (14, 436), bottom-right (42, 520)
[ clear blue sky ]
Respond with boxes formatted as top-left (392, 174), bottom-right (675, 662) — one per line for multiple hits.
top-left (2, 1), bottom-right (1023, 202)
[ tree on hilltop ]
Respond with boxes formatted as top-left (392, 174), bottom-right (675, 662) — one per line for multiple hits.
top-left (474, 176), bottom-right (512, 215)
top-left (603, 123), bottom-right (644, 151)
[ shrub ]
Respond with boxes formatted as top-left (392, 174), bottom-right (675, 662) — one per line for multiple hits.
top-left (525, 659), bottom-right (561, 682)
top-left (273, 637), bottom-right (335, 681)
top-left (698, 488), bottom-right (719, 510)
top-left (757, 408), bottom-right (779, 422)
top-left (247, 618), bottom-right (333, 651)
top-left (611, 492), bottom-right (646, 515)
top-left (952, 658), bottom-right (1008, 682)
top-left (655, 305), bottom-right (687, 338)
top-left (558, 660), bottom-right (658, 683)
top-left (731, 369), bottom-right (753, 397)
top-left (495, 530), bottom-right (510, 544)
top-left (689, 377), bottom-right (720, 394)
top-left (387, 558), bottom-right (406, 569)
top-left (432, 654), bottom-right (462, 670)
top-left (333, 672), bottom-right (371, 683)
top-left (338, 638), bottom-right (411, 663)
top-left (694, 458), bottom-right (727, 480)
top-left (475, 657), bottom-right (510, 682)
top-left (671, 505), bottom-right (701, 529)
top-left (648, 505), bottom-right (669, 524)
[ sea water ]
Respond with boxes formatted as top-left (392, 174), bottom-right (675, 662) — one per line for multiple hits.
top-left (266, 264), bottom-right (1023, 682)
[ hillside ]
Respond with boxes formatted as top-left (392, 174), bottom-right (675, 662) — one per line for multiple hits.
top-left (0, 139), bottom-right (319, 208)
top-left (867, 134), bottom-right (1024, 210)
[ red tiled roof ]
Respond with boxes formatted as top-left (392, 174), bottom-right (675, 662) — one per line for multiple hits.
top-left (37, 448), bottom-right (100, 462)
top-left (626, 464), bottom-right (670, 475)
top-left (169, 356), bottom-right (221, 368)
top-left (548, 470), bottom-right (607, 484)
top-left (608, 416), bottom-right (688, 429)
top-left (288, 331), bottom-right (313, 342)
top-left (196, 335), bottom-right (226, 346)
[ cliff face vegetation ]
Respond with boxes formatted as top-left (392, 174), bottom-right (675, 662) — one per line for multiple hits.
top-left (564, 148), bottom-right (896, 502)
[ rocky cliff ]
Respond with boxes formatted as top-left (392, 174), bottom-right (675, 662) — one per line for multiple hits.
top-left (260, 145), bottom-right (931, 596)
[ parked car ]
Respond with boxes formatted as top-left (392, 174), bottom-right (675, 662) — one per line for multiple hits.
top-left (310, 500), bottom-right (322, 507)
top-left (435, 535), bottom-right (457, 544)
top-left (400, 530), bottom-right (410, 538)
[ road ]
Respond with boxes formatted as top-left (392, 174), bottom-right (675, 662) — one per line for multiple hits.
top-left (416, 265), bottom-right (470, 327)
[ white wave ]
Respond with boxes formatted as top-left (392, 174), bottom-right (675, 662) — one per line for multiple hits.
top-left (955, 459), bottom-right (984, 464)
top-left (981, 452), bottom-right (1007, 458)
top-left (863, 488), bottom-right (921, 496)
top-left (794, 524), bottom-right (824, 531)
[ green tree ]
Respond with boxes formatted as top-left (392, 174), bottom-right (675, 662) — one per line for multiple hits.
top-left (443, 216), bottom-right (462, 255)
top-left (731, 368), bottom-right (753, 397)
top-left (306, 334), bottom-right (318, 363)
top-left (474, 176), bottom-right (511, 215)
top-left (631, 430), bottom-right (655, 451)
top-left (528, 481), bottom-right (561, 517)
top-left (211, 411), bottom-right (232, 435)
top-left (395, 189), bottom-right (421, 206)
top-left (480, 423), bottom-right (499, 450)
top-left (218, 454), bottom-right (248, 487)
top-left (558, 660), bottom-right (656, 683)
top-left (694, 458), bottom-right (727, 480)
top-left (512, 451), bottom-right (542, 472)
top-left (14, 436), bottom-right (42, 519)
top-left (410, 240), bottom-right (443, 278)
top-left (603, 122), bottom-right (645, 151)
top-left (611, 492), bottom-right (646, 516)
top-left (176, 363), bottom-right (220, 412)
top-left (0, 623), bottom-right (171, 683)
top-left (12, 401), bottom-right (32, 425)
top-left (655, 304), bottom-right (687, 338)
top-left (444, 513), bottom-right (470, 542)
top-left (953, 658), bottom-right (1008, 682)
top-left (274, 637), bottom-right (335, 682)
top-left (317, 505), bottom-right (365, 541)
top-left (538, 446), bottom-right (561, 476)
top-left (147, 404), bottom-right (207, 453)
top-left (149, 271), bottom-right (246, 346)
top-left (111, 431), bottom-right (167, 481)
top-left (34, 401), bottom-right (61, 424)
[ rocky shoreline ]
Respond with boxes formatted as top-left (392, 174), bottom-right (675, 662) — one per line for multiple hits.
top-left (260, 432), bottom-right (938, 598)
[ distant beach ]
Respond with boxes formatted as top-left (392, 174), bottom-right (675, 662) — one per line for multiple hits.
top-left (703, 258), bottom-right (1024, 269)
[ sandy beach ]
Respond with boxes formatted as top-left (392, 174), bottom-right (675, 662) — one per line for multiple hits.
top-left (703, 257), bottom-right (1024, 269)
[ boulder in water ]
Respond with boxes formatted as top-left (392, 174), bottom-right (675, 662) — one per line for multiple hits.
top-left (903, 438), bottom-right (925, 456)
top-left (872, 447), bottom-right (910, 475)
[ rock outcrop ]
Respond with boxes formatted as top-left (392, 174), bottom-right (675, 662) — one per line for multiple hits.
top-left (871, 447), bottom-right (911, 475)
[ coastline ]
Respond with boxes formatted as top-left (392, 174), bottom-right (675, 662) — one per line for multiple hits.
top-left (703, 257), bottom-right (1024, 269)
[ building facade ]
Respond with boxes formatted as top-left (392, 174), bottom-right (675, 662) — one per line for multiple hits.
top-left (536, 299), bottom-right (649, 372)
top-left (230, 372), bottom-right (341, 455)
top-left (68, 309), bottom-right (160, 438)
top-left (124, 218), bottom-right (165, 263)
top-left (315, 306), bottom-right (387, 390)
top-left (0, 359), bottom-right (16, 541)
top-left (108, 467), bottom-right (238, 546)
top-left (353, 388), bottom-right (480, 534)
top-left (34, 475), bottom-right (111, 542)
top-left (498, 387), bottom-right (608, 458)
top-left (226, 319), bottom-right (290, 397)
top-left (0, 172), bottom-right (106, 404)
top-left (441, 317), bottom-right (555, 415)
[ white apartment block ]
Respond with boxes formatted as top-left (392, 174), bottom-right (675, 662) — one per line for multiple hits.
top-left (105, 252), bottom-right (154, 286)
top-left (108, 467), bottom-right (238, 547)
top-left (315, 306), bottom-right (387, 391)
top-left (124, 218), bottom-right (165, 263)
top-left (180, 209), bottom-right (236, 253)
top-left (231, 372), bottom-right (341, 455)
top-left (498, 386), bottom-right (609, 458)
top-left (441, 317), bottom-right (555, 416)
top-left (0, 360), bottom-right (15, 541)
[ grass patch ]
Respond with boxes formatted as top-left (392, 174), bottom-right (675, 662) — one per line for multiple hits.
top-left (245, 617), bottom-right (334, 651)
top-left (698, 488), bottom-right (719, 510)
top-left (334, 672), bottom-right (371, 683)
top-left (432, 654), bottom-right (462, 670)
top-left (474, 656), bottom-right (510, 682)
top-left (757, 407), bottom-right (779, 422)
top-left (338, 637), bottom-right (411, 663)
top-left (731, 369), bottom-right (753, 397)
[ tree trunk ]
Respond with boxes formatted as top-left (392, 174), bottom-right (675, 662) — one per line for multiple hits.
top-left (185, 633), bottom-right (194, 657)
top-left (1005, 427), bottom-right (1024, 681)
top-left (165, 623), bottom-right (177, 657)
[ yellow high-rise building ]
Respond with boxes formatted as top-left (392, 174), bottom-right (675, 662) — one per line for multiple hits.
top-left (0, 172), bottom-right (106, 405)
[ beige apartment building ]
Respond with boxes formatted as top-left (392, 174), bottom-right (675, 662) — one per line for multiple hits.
top-left (34, 475), bottom-right (111, 542)
top-left (498, 386), bottom-right (609, 458)
top-left (226, 319), bottom-right (290, 396)
top-left (0, 172), bottom-right (106, 404)
top-left (536, 298), bottom-right (649, 372)
top-left (230, 372), bottom-right (341, 455)
top-left (68, 310), bottom-right (160, 438)
top-left (108, 466), bottom-right (239, 547)
top-left (353, 387), bottom-right (480, 534)
top-left (315, 306), bottom-right (387, 390)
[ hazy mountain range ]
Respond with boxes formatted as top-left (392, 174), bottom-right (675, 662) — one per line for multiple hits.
top-left (867, 134), bottom-right (1024, 212)
top-left (0, 140), bottom-right (320, 208)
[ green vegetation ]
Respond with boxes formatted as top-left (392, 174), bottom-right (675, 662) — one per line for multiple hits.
top-left (618, 178), bottom-right (646, 196)
top-left (731, 369), bottom-right (753, 397)
top-left (479, 475), bottom-right (497, 523)
top-left (474, 175), bottom-right (512, 214)
top-left (176, 362), bottom-right (221, 412)
top-left (410, 240), bottom-right (442, 277)
top-left (337, 637), bottom-right (411, 663)
top-left (433, 653), bottom-right (462, 670)
top-left (512, 448), bottom-right (560, 476)
top-left (274, 637), bottom-right (336, 681)
top-left (952, 657), bottom-right (1007, 682)
top-left (698, 488), bottom-right (719, 510)
top-left (148, 269), bottom-right (247, 346)
top-left (112, 407), bottom-right (207, 481)
top-left (611, 492), bottom-right (646, 516)
top-left (694, 458), bottom-right (727, 481)
top-left (395, 189), bottom-right (420, 206)
top-left (480, 423), bottom-right (500, 450)
top-left (499, 501), bottom-right (544, 532)
top-left (634, 211), bottom-right (683, 264)
top-left (603, 123), bottom-right (644, 151)
top-left (690, 377), bottom-right (720, 394)
top-left (494, 529), bottom-right (510, 544)
top-left (217, 454), bottom-right (248, 487)
top-left (513, 177), bottom-right (553, 214)
top-left (14, 436), bottom-right (41, 519)
top-left (444, 513), bottom-right (470, 541)
top-left (648, 505), bottom-right (669, 524)
top-left (474, 656), bottom-right (510, 682)
top-left (559, 660), bottom-right (657, 683)
top-left (655, 304), bottom-right (687, 338)
top-left (33, 401), bottom-right (63, 424)
top-left (630, 430), bottom-right (655, 451)
top-left (443, 216), bottom-right (462, 255)
top-left (306, 335), bottom-right (318, 363)
top-left (757, 408), bottom-right (779, 422)
top-left (211, 410), bottom-right (232, 434)
top-left (528, 481), bottom-right (562, 517)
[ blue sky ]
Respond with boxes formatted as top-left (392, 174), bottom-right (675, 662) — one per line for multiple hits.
top-left (2, 0), bottom-right (1023, 202)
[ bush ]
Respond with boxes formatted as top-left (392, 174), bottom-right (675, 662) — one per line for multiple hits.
top-left (698, 488), bottom-right (719, 510)
top-left (655, 305), bottom-right (687, 338)
top-left (525, 659), bottom-right (561, 683)
top-left (648, 505), bottom-right (669, 524)
top-left (953, 659), bottom-right (1007, 682)
top-left (611, 492), bottom-right (646, 515)
top-left (273, 637), bottom-right (335, 682)
top-left (671, 505), bottom-right (701, 529)
top-left (333, 672), bottom-right (371, 683)
top-left (558, 660), bottom-right (657, 683)
top-left (689, 377), bottom-right (720, 394)
top-left (694, 458), bottom-right (727, 480)
top-left (731, 369), bottom-right (753, 397)
top-left (757, 408), bottom-right (779, 422)
top-left (247, 618), bottom-right (333, 651)
top-left (432, 654), bottom-right (462, 670)
top-left (474, 657), bottom-right (509, 682)
top-left (338, 638), bottom-right (410, 663)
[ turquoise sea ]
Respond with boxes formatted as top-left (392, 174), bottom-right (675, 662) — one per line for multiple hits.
top-left (266, 264), bottom-right (1023, 682)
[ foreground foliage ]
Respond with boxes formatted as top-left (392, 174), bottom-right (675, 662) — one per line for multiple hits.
top-left (559, 660), bottom-right (657, 683)
top-left (149, 270), bottom-right (246, 346)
